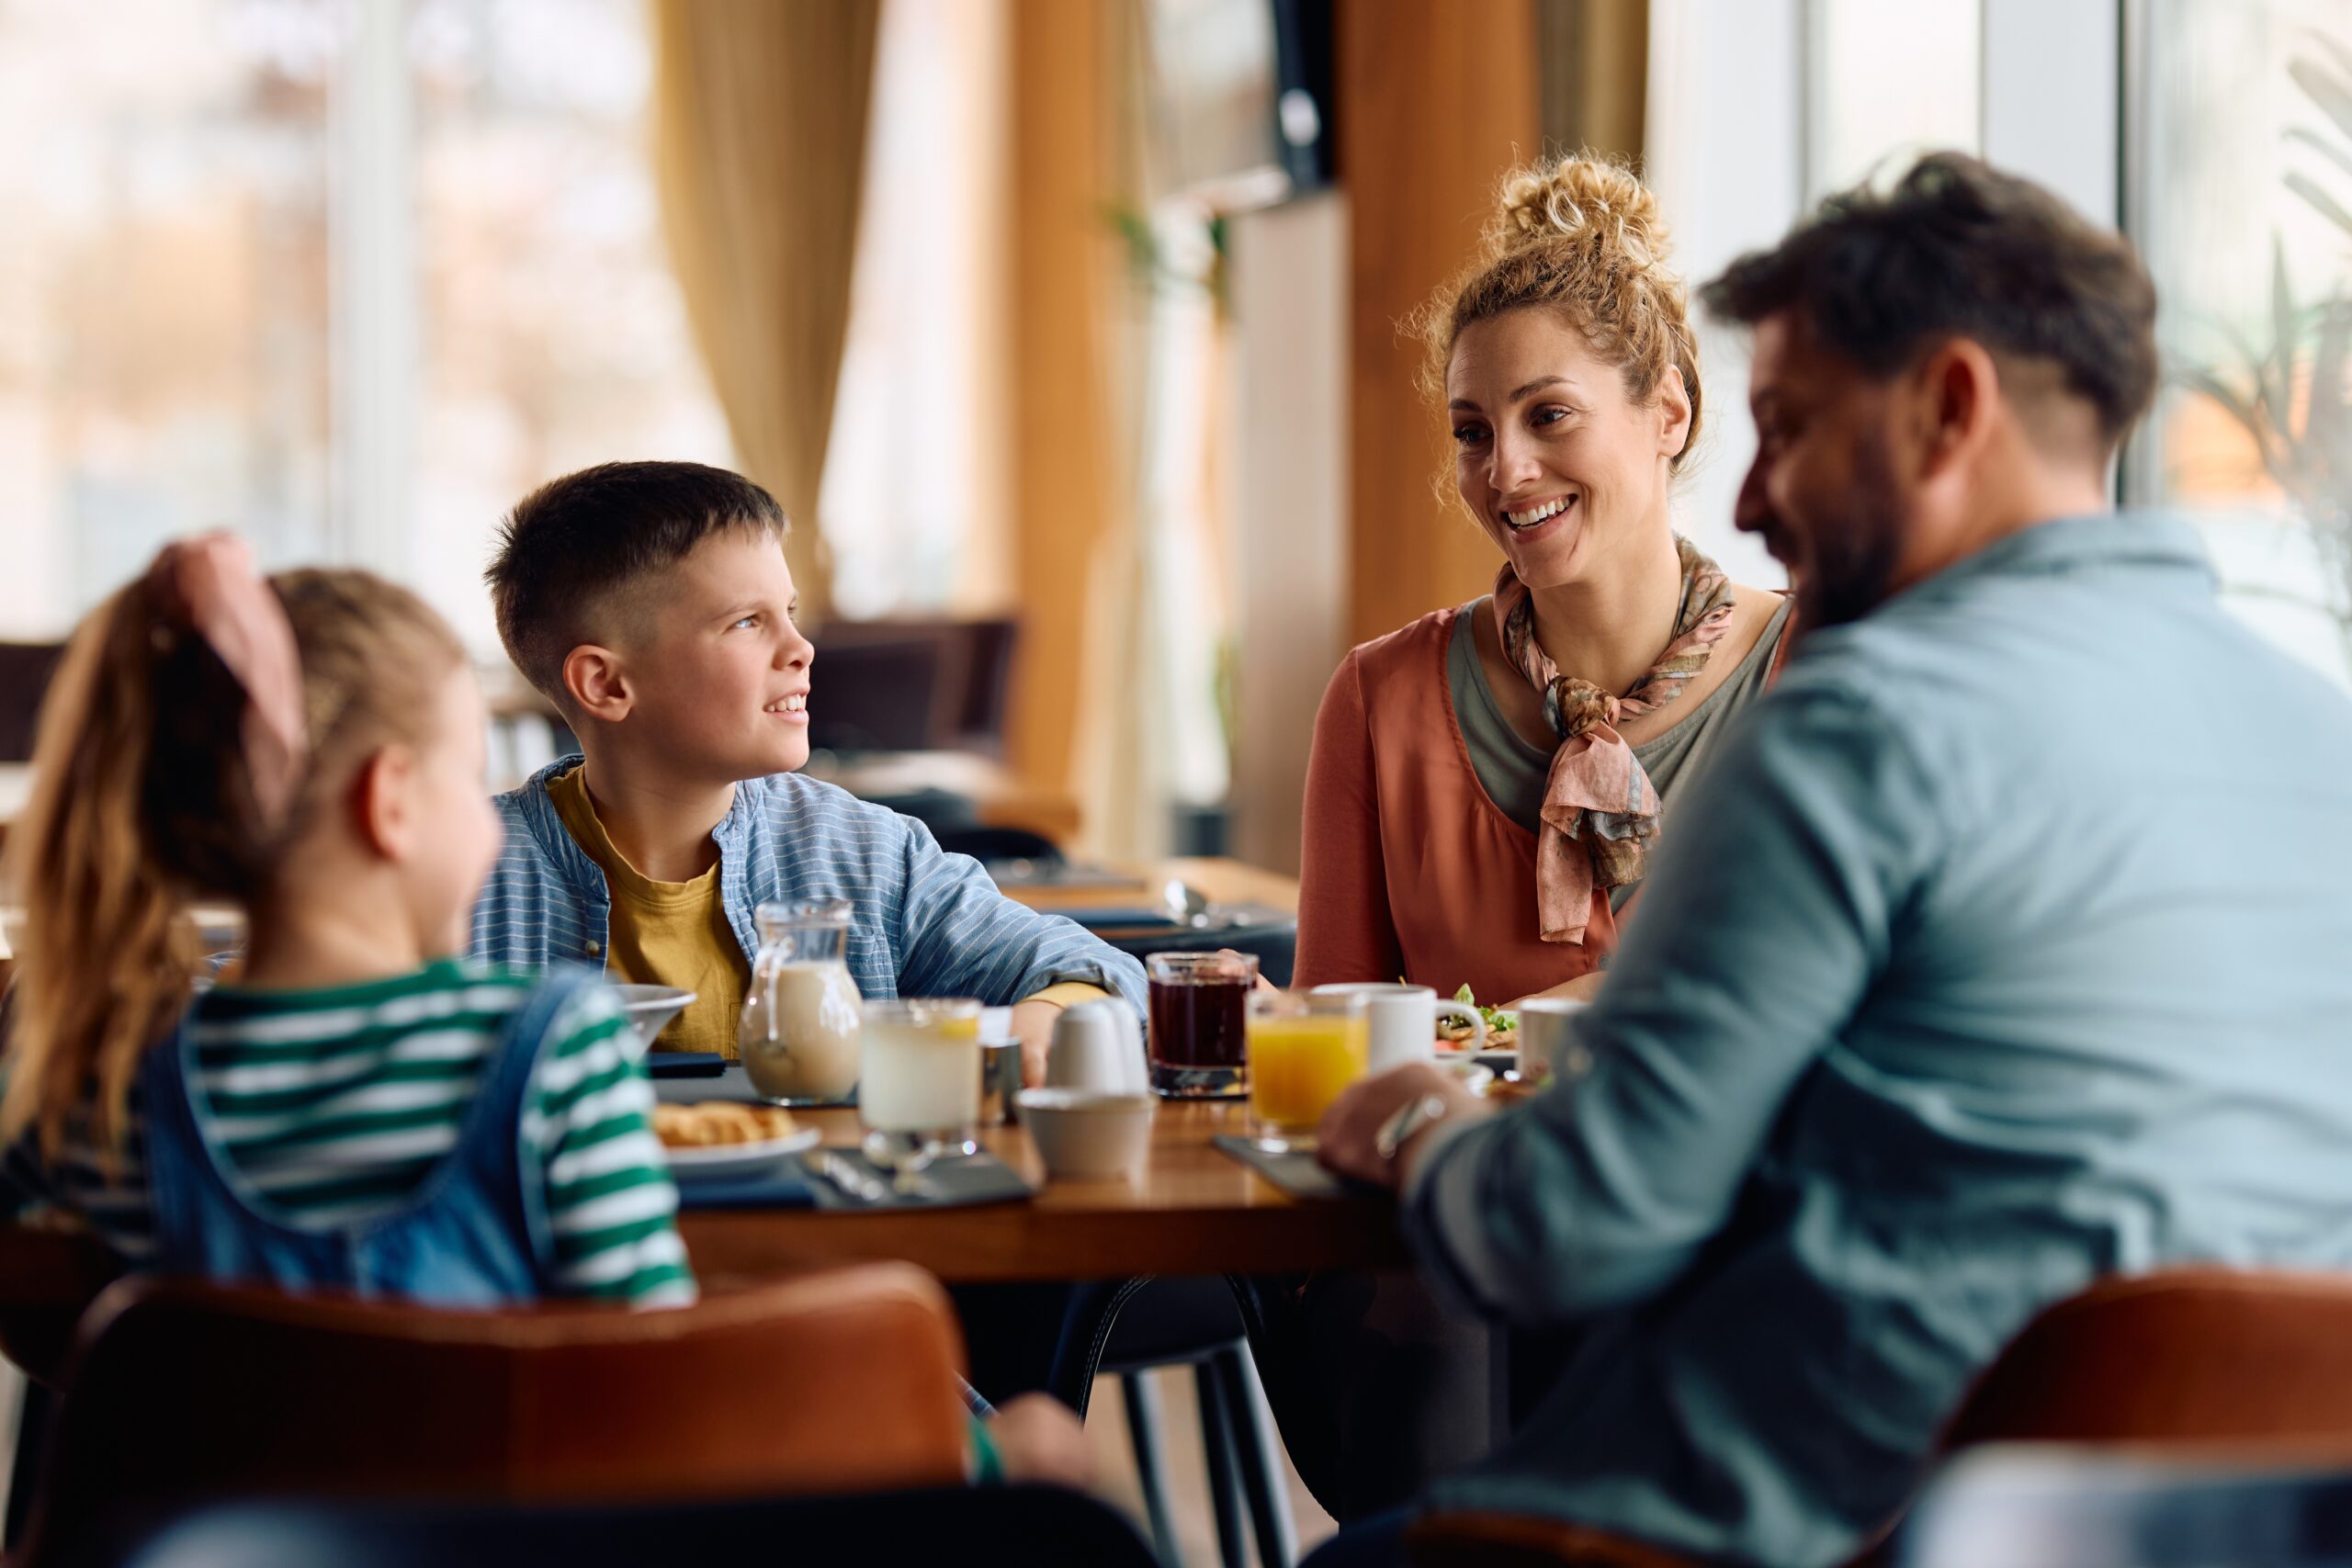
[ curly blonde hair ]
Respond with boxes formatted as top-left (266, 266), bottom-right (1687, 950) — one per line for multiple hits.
top-left (1414, 152), bottom-right (1702, 473)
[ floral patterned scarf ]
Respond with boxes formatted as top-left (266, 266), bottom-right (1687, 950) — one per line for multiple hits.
top-left (1491, 535), bottom-right (1736, 943)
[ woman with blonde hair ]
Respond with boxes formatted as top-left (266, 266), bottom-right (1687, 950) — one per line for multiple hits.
top-left (1261, 154), bottom-right (1793, 1526)
top-left (1295, 153), bottom-right (1790, 1003)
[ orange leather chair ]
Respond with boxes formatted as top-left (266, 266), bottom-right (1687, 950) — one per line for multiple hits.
top-left (1408, 1268), bottom-right (2352, 1566)
top-left (1936, 1268), bottom-right (2352, 1458)
top-left (18, 1264), bottom-right (971, 1562)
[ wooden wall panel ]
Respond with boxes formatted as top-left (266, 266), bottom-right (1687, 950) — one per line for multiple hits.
top-left (1005, 0), bottom-right (1122, 804)
top-left (1338, 0), bottom-right (1543, 649)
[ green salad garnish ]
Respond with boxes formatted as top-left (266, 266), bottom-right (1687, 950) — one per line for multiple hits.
top-left (1409, 978), bottom-right (1517, 1037)
top-left (1452, 983), bottom-right (1518, 1035)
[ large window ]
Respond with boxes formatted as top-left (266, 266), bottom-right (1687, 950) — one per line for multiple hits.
top-left (0, 0), bottom-right (730, 655)
top-left (0, 0), bottom-right (331, 637)
top-left (1806, 0), bottom-right (1982, 200)
top-left (2129, 0), bottom-right (2352, 689)
top-left (819, 0), bottom-right (1008, 620)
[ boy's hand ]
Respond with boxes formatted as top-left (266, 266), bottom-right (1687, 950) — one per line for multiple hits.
top-left (1008, 999), bottom-right (1062, 1087)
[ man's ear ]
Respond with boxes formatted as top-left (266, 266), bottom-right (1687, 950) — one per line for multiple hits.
top-left (1913, 337), bottom-right (2000, 482)
top-left (562, 646), bottom-right (632, 724)
top-left (353, 745), bottom-right (419, 861)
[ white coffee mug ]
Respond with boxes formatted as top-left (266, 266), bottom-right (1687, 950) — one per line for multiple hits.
top-left (1516, 998), bottom-right (1592, 1085)
top-left (1309, 982), bottom-right (1485, 1072)
top-left (1046, 999), bottom-right (1148, 1091)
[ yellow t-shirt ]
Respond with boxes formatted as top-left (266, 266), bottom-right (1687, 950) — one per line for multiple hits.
top-left (548, 767), bottom-right (748, 1058)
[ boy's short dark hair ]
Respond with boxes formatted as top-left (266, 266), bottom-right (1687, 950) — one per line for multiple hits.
top-left (1700, 152), bottom-right (2158, 446)
top-left (486, 460), bottom-right (786, 707)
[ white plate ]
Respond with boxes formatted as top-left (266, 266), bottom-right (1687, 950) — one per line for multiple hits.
top-left (662, 1125), bottom-right (820, 1183)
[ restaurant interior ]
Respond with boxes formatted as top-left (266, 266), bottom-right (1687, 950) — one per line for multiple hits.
top-left (0, 0), bottom-right (2348, 1564)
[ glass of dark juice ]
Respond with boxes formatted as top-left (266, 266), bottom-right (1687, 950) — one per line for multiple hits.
top-left (1146, 951), bottom-right (1260, 1099)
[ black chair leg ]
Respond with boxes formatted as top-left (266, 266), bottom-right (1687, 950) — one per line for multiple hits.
top-left (1194, 1358), bottom-right (1250, 1568)
top-left (1121, 1371), bottom-right (1183, 1567)
top-left (1215, 1346), bottom-right (1297, 1567)
top-left (5, 1378), bottom-right (50, 1551)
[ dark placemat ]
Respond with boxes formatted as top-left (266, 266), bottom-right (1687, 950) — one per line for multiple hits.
top-left (796, 1147), bottom-right (1034, 1211)
top-left (645, 1052), bottom-right (726, 1078)
top-left (674, 1145), bottom-right (1032, 1212)
top-left (652, 1063), bottom-right (853, 1110)
top-left (673, 1163), bottom-right (818, 1210)
top-left (1213, 1134), bottom-right (1353, 1200)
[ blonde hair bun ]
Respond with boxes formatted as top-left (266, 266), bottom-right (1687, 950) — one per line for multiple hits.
top-left (1494, 155), bottom-right (1670, 272)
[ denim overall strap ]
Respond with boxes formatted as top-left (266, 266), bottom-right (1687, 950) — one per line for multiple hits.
top-left (138, 967), bottom-right (604, 1305)
top-left (140, 1010), bottom-right (354, 1287)
top-left (402, 964), bottom-right (604, 1298)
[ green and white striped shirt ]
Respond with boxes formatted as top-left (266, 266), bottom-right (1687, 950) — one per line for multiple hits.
top-left (4, 959), bottom-right (695, 1309)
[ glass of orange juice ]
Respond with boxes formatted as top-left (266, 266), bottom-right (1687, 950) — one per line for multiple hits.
top-left (1247, 990), bottom-right (1369, 1152)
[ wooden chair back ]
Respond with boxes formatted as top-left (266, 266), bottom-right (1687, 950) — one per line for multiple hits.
top-left (1939, 1267), bottom-right (2352, 1457)
top-left (1408, 1269), bottom-right (2352, 1567)
top-left (23, 1265), bottom-right (969, 1559)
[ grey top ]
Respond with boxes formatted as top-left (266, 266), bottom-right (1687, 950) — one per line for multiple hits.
top-left (1447, 596), bottom-right (1793, 906)
top-left (1404, 514), bottom-right (2352, 1567)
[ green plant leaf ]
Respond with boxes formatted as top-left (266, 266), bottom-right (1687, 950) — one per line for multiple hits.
top-left (2313, 31), bottom-right (2352, 85)
top-left (2307, 301), bottom-right (2352, 518)
top-left (2287, 169), bottom-right (2352, 244)
top-left (2269, 237), bottom-right (2301, 431)
top-left (2290, 54), bottom-right (2352, 144)
top-left (2173, 362), bottom-right (2290, 479)
top-left (2287, 126), bottom-right (2352, 187)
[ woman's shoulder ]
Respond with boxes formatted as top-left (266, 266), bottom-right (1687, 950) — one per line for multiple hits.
top-left (1337, 604), bottom-right (1464, 690)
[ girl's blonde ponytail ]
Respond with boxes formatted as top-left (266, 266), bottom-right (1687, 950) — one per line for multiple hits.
top-left (1, 559), bottom-right (465, 1158)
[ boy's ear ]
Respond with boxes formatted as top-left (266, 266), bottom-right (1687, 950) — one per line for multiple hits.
top-left (561, 646), bottom-right (632, 724)
top-left (352, 745), bottom-right (419, 861)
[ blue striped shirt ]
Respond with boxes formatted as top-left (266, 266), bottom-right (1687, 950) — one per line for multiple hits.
top-left (469, 759), bottom-right (1149, 1020)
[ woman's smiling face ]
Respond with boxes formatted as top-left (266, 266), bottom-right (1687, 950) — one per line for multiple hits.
top-left (1447, 308), bottom-right (1691, 591)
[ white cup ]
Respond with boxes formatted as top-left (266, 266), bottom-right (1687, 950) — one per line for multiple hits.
top-left (1046, 1000), bottom-right (1148, 1091)
top-left (1516, 998), bottom-right (1592, 1085)
top-left (1309, 982), bottom-right (1485, 1072)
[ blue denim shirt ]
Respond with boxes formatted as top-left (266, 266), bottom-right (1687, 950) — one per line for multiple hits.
top-left (1406, 515), bottom-right (2352, 1566)
top-left (470, 760), bottom-right (1148, 1019)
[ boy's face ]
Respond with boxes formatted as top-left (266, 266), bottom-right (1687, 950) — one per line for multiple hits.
top-left (612, 528), bottom-right (814, 783)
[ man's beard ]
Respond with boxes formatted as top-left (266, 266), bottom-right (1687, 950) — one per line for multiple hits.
top-left (1794, 432), bottom-right (1908, 629)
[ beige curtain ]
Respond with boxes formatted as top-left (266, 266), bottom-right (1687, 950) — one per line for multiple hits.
top-left (650, 0), bottom-right (881, 624)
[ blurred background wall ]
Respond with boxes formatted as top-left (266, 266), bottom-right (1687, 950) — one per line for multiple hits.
top-left (0, 0), bottom-right (2346, 871)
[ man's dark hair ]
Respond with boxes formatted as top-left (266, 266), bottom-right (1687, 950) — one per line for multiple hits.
top-left (1700, 152), bottom-right (2158, 445)
top-left (486, 460), bottom-right (786, 707)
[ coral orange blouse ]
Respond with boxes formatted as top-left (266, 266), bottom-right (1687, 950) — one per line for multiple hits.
top-left (1295, 606), bottom-right (1615, 1002)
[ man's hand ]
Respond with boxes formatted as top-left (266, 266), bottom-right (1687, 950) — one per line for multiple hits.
top-left (1317, 1062), bottom-right (1492, 1190)
top-left (1007, 998), bottom-right (1062, 1088)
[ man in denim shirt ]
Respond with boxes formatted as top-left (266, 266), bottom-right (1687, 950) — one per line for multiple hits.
top-left (1312, 155), bottom-right (2352, 1567)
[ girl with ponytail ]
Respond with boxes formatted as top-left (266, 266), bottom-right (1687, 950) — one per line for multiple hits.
top-left (0, 535), bottom-right (691, 1307)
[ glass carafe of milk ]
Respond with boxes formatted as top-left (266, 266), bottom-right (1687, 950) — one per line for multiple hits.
top-left (738, 899), bottom-right (864, 1104)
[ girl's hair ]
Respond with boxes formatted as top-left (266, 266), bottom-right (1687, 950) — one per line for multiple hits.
top-left (1, 566), bottom-right (465, 1156)
top-left (1414, 152), bottom-right (1704, 473)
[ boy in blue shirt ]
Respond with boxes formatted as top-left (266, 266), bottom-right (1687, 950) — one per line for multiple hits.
top-left (469, 460), bottom-right (1145, 1080)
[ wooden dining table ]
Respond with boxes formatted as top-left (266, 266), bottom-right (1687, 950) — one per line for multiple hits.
top-left (682, 1098), bottom-right (1404, 1290)
top-left (0, 1088), bottom-right (1406, 1384)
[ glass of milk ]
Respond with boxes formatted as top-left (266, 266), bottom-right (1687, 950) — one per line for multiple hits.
top-left (738, 899), bottom-right (864, 1105)
top-left (858, 998), bottom-right (983, 1179)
